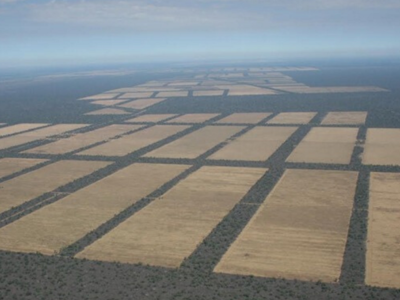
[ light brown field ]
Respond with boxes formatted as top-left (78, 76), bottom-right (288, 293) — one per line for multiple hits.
top-left (215, 169), bottom-right (358, 282)
top-left (156, 91), bottom-right (189, 98)
top-left (216, 113), bottom-right (271, 124)
top-left (118, 92), bottom-right (154, 99)
top-left (0, 163), bottom-right (188, 255)
top-left (76, 166), bottom-right (267, 267)
top-left (209, 126), bottom-right (297, 161)
top-left (0, 158), bottom-right (48, 179)
top-left (79, 125), bottom-right (189, 157)
top-left (0, 160), bottom-right (109, 215)
top-left (192, 90), bottom-right (224, 97)
top-left (144, 126), bottom-right (244, 159)
top-left (85, 108), bottom-right (130, 115)
top-left (217, 85), bottom-right (277, 96)
top-left (126, 114), bottom-right (178, 123)
top-left (79, 93), bottom-right (120, 100)
top-left (0, 124), bottom-right (48, 137)
top-left (362, 129), bottom-right (400, 166)
top-left (24, 124), bottom-right (142, 155)
top-left (168, 81), bottom-right (198, 86)
top-left (321, 112), bottom-right (368, 125)
top-left (118, 98), bottom-right (166, 109)
top-left (366, 172), bottom-right (400, 289)
top-left (267, 112), bottom-right (317, 124)
top-left (166, 114), bottom-right (220, 124)
top-left (286, 127), bottom-right (358, 164)
top-left (90, 100), bottom-right (126, 106)
top-left (274, 86), bottom-right (387, 94)
top-left (0, 124), bottom-right (88, 151)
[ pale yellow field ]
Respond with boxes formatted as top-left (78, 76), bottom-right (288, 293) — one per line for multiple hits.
top-left (118, 98), bottom-right (166, 109)
top-left (0, 124), bottom-right (88, 151)
top-left (274, 86), bottom-right (387, 94)
top-left (362, 129), bottom-right (400, 166)
top-left (126, 114), bottom-right (177, 123)
top-left (0, 158), bottom-right (48, 179)
top-left (0, 163), bottom-right (188, 255)
top-left (166, 114), bottom-right (220, 124)
top-left (286, 127), bottom-right (358, 164)
top-left (25, 124), bottom-right (142, 155)
top-left (85, 108), bottom-right (130, 115)
top-left (168, 81), bottom-right (198, 86)
top-left (0, 160), bottom-right (109, 215)
top-left (79, 93), bottom-right (120, 100)
top-left (217, 85), bottom-right (277, 96)
top-left (267, 112), bottom-right (317, 124)
top-left (0, 124), bottom-right (48, 137)
top-left (366, 172), bottom-right (400, 289)
top-left (90, 100), bottom-right (126, 106)
top-left (192, 90), bottom-right (224, 97)
top-left (321, 112), bottom-right (368, 125)
top-left (216, 113), bottom-right (271, 124)
top-left (79, 125), bottom-right (189, 157)
top-left (118, 92), bottom-right (154, 99)
top-left (215, 169), bottom-right (358, 282)
top-left (156, 91), bottom-right (188, 98)
top-left (209, 126), bottom-right (297, 161)
top-left (76, 166), bottom-right (267, 267)
top-left (144, 126), bottom-right (244, 159)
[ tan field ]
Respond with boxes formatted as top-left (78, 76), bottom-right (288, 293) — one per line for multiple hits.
top-left (79, 125), bottom-right (189, 157)
top-left (192, 90), bottom-right (224, 97)
top-left (168, 81), bottom-right (198, 86)
top-left (118, 98), bottom-right (166, 109)
top-left (286, 127), bottom-right (358, 164)
top-left (144, 126), bottom-right (244, 159)
top-left (216, 85), bottom-right (277, 96)
top-left (366, 172), bottom-right (400, 289)
top-left (156, 91), bottom-right (189, 98)
top-left (209, 126), bottom-right (297, 161)
top-left (79, 93), bottom-right (120, 100)
top-left (24, 124), bottom-right (142, 155)
top-left (216, 113), bottom-right (271, 124)
top-left (321, 112), bottom-right (368, 125)
top-left (275, 86), bottom-right (387, 94)
top-left (0, 163), bottom-right (189, 255)
top-left (118, 92), bottom-right (154, 99)
top-left (85, 108), bottom-right (130, 115)
top-left (0, 124), bottom-right (88, 151)
top-left (90, 100), bottom-right (126, 106)
top-left (362, 128), bottom-right (400, 166)
top-left (126, 114), bottom-right (178, 123)
top-left (0, 158), bottom-right (48, 179)
top-left (215, 169), bottom-right (358, 282)
top-left (76, 166), bottom-right (267, 267)
top-left (0, 124), bottom-right (48, 137)
top-left (267, 112), bottom-right (317, 124)
top-left (0, 160), bottom-right (109, 215)
top-left (166, 114), bottom-right (220, 124)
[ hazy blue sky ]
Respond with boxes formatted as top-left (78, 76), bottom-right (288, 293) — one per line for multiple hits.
top-left (1, 0), bottom-right (400, 67)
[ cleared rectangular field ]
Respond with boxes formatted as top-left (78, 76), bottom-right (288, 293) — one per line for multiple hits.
top-left (215, 169), bottom-right (358, 282)
top-left (209, 126), bottom-right (297, 161)
top-left (166, 114), bottom-right (220, 124)
top-left (144, 126), bottom-right (244, 159)
top-left (267, 112), bottom-right (317, 124)
top-left (118, 92), bottom-right (154, 99)
top-left (286, 127), bottom-right (358, 164)
top-left (118, 98), bottom-right (166, 109)
top-left (321, 112), bottom-right (367, 125)
top-left (0, 163), bottom-right (189, 255)
top-left (79, 93), bottom-right (120, 100)
top-left (0, 123), bottom-right (48, 137)
top-left (0, 124), bottom-right (87, 151)
top-left (25, 124), bottom-right (142, 155)
top-left (76, 166), bottom-right (267, 267)
top-left (79, 125), bottom-right (189, 157)
top-left (192, 90), bottom-right (224, 96)
top-left (362, 129), bottom-right (400, 166)
top-left (85, 108), bottom-right (129, 115)
top-left (216, 113), bottom-right (271, 124)
top-left (0, 158), bottom-right (48, 179)
top-left (126, 114), bottom-right (177, 123)
top-left (0, 160), bottom-right (109, 215)
top-left (90, 100), bottom-right (126, 106)
top-left (216, 85), bottom-right (277, 96)
top-left (366, 172), bottom-right (400, 288)
top-left (156, 91), bottom-right (188, 97)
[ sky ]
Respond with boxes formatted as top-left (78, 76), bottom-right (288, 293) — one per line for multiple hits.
top-left (1, 0), bottom-right (400, 68)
